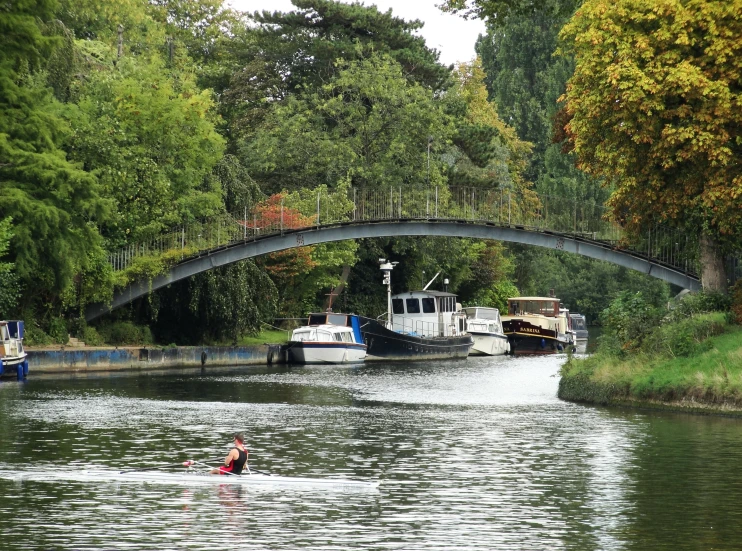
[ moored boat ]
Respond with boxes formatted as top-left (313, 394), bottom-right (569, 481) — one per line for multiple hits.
top-left (0, 320), bottom-right (28, 379)
top-left (286, 312), bottom-right (366, 364)
top-left (462, 307), bottom-right (509, 356)
top-left (569, 313), bottom-right (589, 341)
top-left (501, 297), bottom-right (573, 355)
top-left (360, 260), bottom-right (473, 361)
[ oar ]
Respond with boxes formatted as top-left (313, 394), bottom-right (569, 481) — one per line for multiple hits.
top-left (119, 461), bottom-right (194, 474)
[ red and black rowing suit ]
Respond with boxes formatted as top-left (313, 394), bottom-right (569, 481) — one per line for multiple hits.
top-left (219, 447), bottom-right (248, 475)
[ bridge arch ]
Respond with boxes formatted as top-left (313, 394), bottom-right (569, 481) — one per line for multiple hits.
top-left (86, 220), bottom-right (700, 321)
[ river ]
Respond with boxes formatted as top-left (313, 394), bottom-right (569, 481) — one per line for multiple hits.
top-left (1, 354), bottom-right (742, 550)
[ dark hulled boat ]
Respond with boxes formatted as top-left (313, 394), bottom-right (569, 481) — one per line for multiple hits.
top-left (501, 296), bottom-right (573, 355)
top-left (361, 261), bottom-right (473, 361)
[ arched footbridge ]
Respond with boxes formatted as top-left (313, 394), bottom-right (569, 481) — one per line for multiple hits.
top-left (86, 188), bottom-right (703, 321)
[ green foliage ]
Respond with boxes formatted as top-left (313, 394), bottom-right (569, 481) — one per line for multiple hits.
top-left (598, 291), bottom-right (665, 357)
top-left (67, 51), bottom-right (225, 246)
top-left (731, 281), bottom-right (742, 325)
top-left (664, 291), bottom-right (732, 325)
top-left (466, 280), bottom-right (520, 313)
top-left (642, 313), bottom-right (726, 359)
top-left (0, 218), bottom-right (19, 316)
top-left (0, 2), bottom-right (109, 301)
top-left (560, 318), bottom-right (742, 409)
top-left (82, 325), bottom-right (104, 346)
top-left (47, 317), bottom-right (69, 344)
top-left (23, 323), bottom-right (53, 347)
top-left (149, 259), bottom-right (278, 344)
top-left (560, 0), bottom-right (742, 242)
top-left (241, 53), bottom-right (452, 194)
top-left (97, 321), bottom-right (153, 345)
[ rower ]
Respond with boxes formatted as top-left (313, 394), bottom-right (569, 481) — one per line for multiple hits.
top-left (211, 433), bottom-right (248, 475)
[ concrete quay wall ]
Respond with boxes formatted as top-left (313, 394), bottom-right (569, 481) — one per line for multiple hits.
top-left (25, 344), bottom-right (287, 375)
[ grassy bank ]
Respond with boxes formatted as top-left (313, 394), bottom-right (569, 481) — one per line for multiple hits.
top-left (559, 313), bottom-right (742, 414)
top-left (237, 329), bottom-right (290, 346)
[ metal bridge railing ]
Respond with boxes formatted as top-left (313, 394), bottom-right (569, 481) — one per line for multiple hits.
top-left (107, 186), bottom-right (703, 279)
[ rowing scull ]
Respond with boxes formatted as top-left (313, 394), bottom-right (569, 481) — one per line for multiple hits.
top-left (1, 469), bottom-right (379, 491)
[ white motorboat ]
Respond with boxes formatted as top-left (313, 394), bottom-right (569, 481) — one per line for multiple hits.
top-left (1, 468), bottom-right (379, 491)
top-left (462, 307), bottom-right (510, 356)
top-left (0, 320), bottom-right (28, 378)
top-left (286, 312), bottom-right (367, 364)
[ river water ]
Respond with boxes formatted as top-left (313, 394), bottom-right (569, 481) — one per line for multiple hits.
top-left (1, 354), bottom-right (742, 550)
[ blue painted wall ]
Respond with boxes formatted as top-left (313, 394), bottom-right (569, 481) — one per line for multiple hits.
top-left (25, 344), bottom-right (286, 375)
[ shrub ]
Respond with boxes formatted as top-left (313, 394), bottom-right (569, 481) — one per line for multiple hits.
top-left (24, 324), bottom-right (53, 347)
top-left (48, 317), bottom-right (68, 344)
top-left (664, 290), bottom-right (732, 324)
top-left (97, 321), bottom-right (152, 345)
top-left (82, 326), bottom-right (104, 347)
top-left (641, 313), bottom-right (726, 358)
top-left (598, 292), bottom-right (663, 356)
top-left (731, 281), bottom-right (742, 325)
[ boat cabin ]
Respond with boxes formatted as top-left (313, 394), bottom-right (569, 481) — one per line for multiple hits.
top-left (291, 325), bottom-right (357, 344)
top-left (507, 297), bottom-right (560, 317)
top-left (390, 291), bottom-right (466, 337)
top-left (298, 313), bottom-right (364, 344)
top-left (503, 297), bottom-right (571, 338)
top-left (462, 307), bottom-right (504, 334)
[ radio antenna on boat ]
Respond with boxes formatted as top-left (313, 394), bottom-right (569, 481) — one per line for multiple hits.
top-left (422, 271), bottom-right (440, 291)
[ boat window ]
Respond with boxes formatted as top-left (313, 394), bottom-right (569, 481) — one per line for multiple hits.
top-left (392, 299), bottom-right (404, 314)
top-left (422, 298), bottom-right (436, 313)
top-left (341, 332), bottom-right (352, 342)
top-left (308, 314), bottom-right (326, 325)
top-left (327, 314), bottom-right (348, 326)
top-left (332, 332), bottom-right (343, 341)
top-left (406, 298), bottom-right (420, 314)
top-left (317, 331), bottom-right (332, 341)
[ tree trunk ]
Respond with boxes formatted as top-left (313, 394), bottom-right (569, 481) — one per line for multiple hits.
top-left (700, 234), bottom-right (728, 293)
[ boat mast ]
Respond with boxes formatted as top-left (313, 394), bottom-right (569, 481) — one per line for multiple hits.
top-left (379, 259), bottom-right (398, 329)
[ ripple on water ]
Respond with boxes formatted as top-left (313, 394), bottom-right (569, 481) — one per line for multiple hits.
top-left (2, 355), bottom-right (742, 550)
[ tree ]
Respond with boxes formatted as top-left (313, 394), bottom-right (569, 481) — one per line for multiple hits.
top-left (223, 0), bottom-right (451, 137)
top-left (0, 218), bottom-right (19, 316)
top-left (240, 53), bottom-right (452, 193)
top-left (67, 50), bottom-right (225, 246)
top-left (559, 0), bottom-right (742, 291)
top-left (0, 0), bottom-right (109, 300)
top-left (447, 58), bottom-right (533, 195)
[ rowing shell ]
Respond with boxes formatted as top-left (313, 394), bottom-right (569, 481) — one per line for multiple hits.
top-left (1, 469), bottom-right (379, 491)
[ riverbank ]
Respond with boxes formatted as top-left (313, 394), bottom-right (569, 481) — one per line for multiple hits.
top-left (559, 319), bottom-right (742, 415)
top-left (21, 343), bottom-right (287, 376)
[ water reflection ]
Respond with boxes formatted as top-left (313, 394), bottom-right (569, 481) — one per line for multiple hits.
top-left (1, 357), bottom-right (742, 550)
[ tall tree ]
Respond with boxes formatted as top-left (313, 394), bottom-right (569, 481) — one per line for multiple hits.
top-left (559, 0), bottom-right (742, 291)
top-left (223, 0), bottom-right (451, 137)
top-left (67, 50), bottom-right (225, 246)
top-left (240, 53), bottom-right (452, 193)
top-left (0, 218), bottom-right (19, 316)
top-left (0, 0), bottom-right (109, 301)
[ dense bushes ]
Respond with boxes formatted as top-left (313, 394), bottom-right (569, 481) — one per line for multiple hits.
top-left (596, 290), bottom-right (734, 359)
top-left (95, 322), bottom-right (153, 346)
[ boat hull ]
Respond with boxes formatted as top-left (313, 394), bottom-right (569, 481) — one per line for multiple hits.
top-left (359, 317), bottom-right (472, 361)
top-left (1, 469), bottom-right (378, 491)
top-left (286, 342), bottom-right (366, 364)
top-left (502, 319), bottom-right (572, 355)
top-left (469, 332), bottom-right (510, 356)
